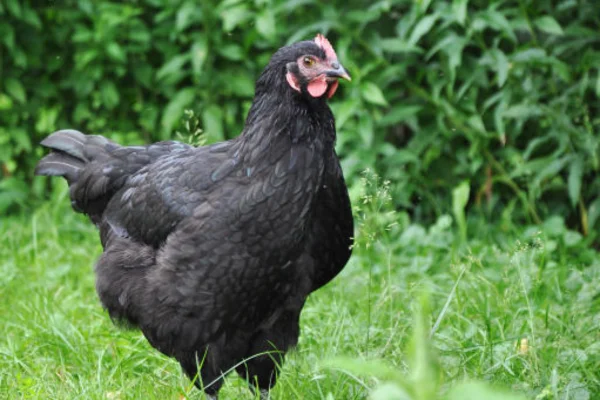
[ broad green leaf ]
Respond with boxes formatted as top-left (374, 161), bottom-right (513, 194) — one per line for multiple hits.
top-left (532, 156), bottom-right (571, 196)
top-left (452, 181), bottom-right (470, 241)
top-left (0, 94), bottom-right (14, 111)
top-left (503, 104), bottom-right (543, 120)
top-left (490, 49), bottom-right (509, 87)
top-left (442, 35), bottom-right (467, 80)
top-left (380, 105), bottom-right (422, 126)
top-left (202, 104), bottom-right (224, 142)
top-left (417, 0), bottom-right (432, 14)
top-left (361, 82), bottom-right (388, 106)
top-left (256, 9), bottom-right (276, 40)
top-left (226, 72), bottom-right (255, 97)
top-left (452, 0), bottom-right (468, 25)
top-left (534, 16), bottom-right (564, 35)
top-left (568, 157), bottom-right (584, 208)
top-left (191, 36), bottom-right (208, 76)
top-left (106, 42), bottom-right (126, 63)
top-left (596, 69), bottom-right (600, 97)
top-left (379, 38), bottom-right (423, 54)
top-left (35, 106), bottom-right (60, 133)
top-left (220, 4), bottom-right (251, 32)
top-left (588, 197), bottom-right (600, 229)
top-left (217, 44), bottom-right (245, 61)
top-left (512, 48), bottom-right (549, 63)
top-left (358, 114), bottom-right (374, 147)
top-left (408, 14), bottom-right (438, 45)
top-left (156, 54), bottom-right (190, 81)
top-left (0, 177), bottom-right (28, 213)
top-left (564, 230), bottom-right (582, 247)
top-left (481, 10), bottom-right (517, 42)
top-left (467, 114), bottom-right (486, 133)
top-left (5, 78), bottom-right (26, 103)
top-left (12, 128), bottom-right (31, 152)
top-left (100, 81), bottom-right (119, 109)
top-left (331, 98), bottom-right (359, 129)
top-left (5, 0), bottom-right (21, 18)
top-left (161, 88), bottom-right (196, 137)
top-left (21, 5), bottom-right (41, 29)
top-left (176, 2), bottom-right (197, 32)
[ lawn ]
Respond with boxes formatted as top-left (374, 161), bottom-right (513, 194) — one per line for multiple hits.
top-left (1, 179), bottom-right (598, 399)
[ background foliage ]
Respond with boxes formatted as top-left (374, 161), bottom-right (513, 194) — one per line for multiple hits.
top-left (1, 0), bottom-right (599, 238)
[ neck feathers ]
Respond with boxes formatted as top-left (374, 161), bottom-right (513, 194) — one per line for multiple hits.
top-left (242, 67), bottom-right (336, 145)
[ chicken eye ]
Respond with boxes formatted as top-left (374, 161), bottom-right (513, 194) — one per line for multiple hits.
top-left (303, 57), bottom-right (315, 67)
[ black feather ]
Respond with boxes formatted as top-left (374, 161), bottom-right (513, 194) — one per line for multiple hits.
top-left (35, 37), bottom-right (354, 397)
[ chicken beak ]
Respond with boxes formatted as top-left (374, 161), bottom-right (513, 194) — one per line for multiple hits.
top-left (325, 62), bottom-right (352, 81)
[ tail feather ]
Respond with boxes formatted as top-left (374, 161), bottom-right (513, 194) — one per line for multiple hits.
top-left (34, 152), bottom-right (85, 182)
top-left (39, 129), bottom-right (89, 160)
top-left (36, 128), bottom-right (188, 220)
top-left (36, 129), bottom-right (122, 218)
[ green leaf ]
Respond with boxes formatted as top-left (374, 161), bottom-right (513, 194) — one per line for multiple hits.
top-left (512, 48), bottom-right (549, 63)
top-left (226, 72), bottom-right (255, 97)
top-left (358, 114), bottom-right (374, 147)
top-left (35, 106), bottom-right (60, 133)
top-left (452, 181), bottom-right (470, 241)
top-left (361, 82), bottom-right (388, 106)
top-left (490, 49), bottom-right (509, 87)
top-left (220, 4), bottom-right (251, 31)
top-left (331, 98), bottom-right (359, 130)
top-left (256, 9), bottom-right (276, 40)
top-left (588, 197), bottom-right (600, 229)
top-left (161, 88), bottom-right (196, 137)
top-left (106, 42), bottom-right (126, 63)
top-left (503, 104), bottom-right (543, 120)
top-left (0, 94), bottom-right (14, 110)
top-left (379, 38), bottom-right (423, 54)
top-left (532, 156), bottom-right (571, 197)
top-left (534, 16), bottom-right (564, 35)
top-left (217, 44), bottom-right (245, 61)
top-left (452, 0), bottom-right (468, 25)
top-left (12, 128), bottom-right (31, 152)
top-left (568, 157), bottom-right (583, 208)
top-left (100, 81), bottom-right (119, 109)
top-left (21, 5), bottom-right (41, 29)
top-left (408, 14), bottom-right (438, 45)
top-left (5, 0), bottom-right (21, 18)
top-left (480, 10), bottom-right (517, 42)
top-left (380, 105), bottom-right (422, 126)
top-left (5, 78), bottom-right (26, 103)
top-left (191, 36), bottom-right (208, 76)
top-left (156, 54), bottom-right (190, 81)
top-left (202, 104), bottom-right (224, 142)
top-left (176, 2), bottom-right (198, 32)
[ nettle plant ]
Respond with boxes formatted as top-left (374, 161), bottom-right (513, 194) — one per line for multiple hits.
top-left (1, 0), bottom-right (599, 241)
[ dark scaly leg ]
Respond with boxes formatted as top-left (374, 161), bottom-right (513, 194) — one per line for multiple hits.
top-left (236, 309), bottom-right (302, 397)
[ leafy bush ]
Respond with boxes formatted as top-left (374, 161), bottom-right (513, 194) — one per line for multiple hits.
top-left (1, 0), bottom-right (599, 238)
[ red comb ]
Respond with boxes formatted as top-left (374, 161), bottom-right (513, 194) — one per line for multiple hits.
top-left (314, 34), bottom-right (338, 61)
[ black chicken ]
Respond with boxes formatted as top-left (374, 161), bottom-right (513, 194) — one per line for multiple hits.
top-left (35, 34), bottom-right (353, 398)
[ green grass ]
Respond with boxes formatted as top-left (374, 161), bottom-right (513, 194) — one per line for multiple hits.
top-left (1, 179), bottom-right (599, 400)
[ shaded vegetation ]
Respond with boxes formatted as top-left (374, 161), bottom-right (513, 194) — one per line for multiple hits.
top-left (1, 1), bottom-right (599, 398)
top-left (1, 0), bottom-right (599, 239)
top-left (1, 177), bottom-right (598, 399)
